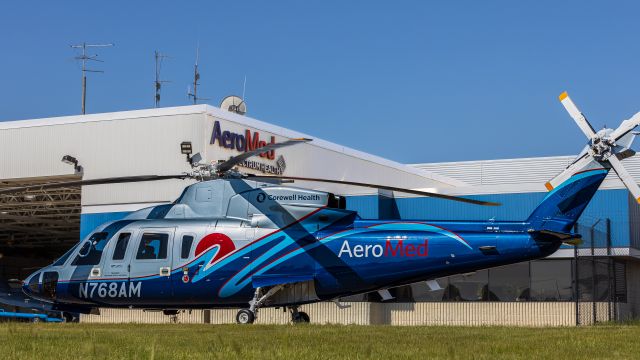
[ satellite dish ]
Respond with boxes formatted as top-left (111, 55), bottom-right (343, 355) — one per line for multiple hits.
top-left (220, 95), bottom-right (247, 115)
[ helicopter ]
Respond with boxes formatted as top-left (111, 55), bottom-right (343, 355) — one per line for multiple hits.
top-left (7, 92), bottom-right (640, 324)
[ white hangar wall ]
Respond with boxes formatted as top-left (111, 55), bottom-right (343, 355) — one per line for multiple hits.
top-left (0, 105), bottom-right (463, 215)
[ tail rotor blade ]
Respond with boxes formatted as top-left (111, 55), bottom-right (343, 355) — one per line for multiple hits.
top-left (559, 91), bottom-right (597, 140)
top-left (609, 112), bottom-right (640, 141)
top-left (608, 156), bottom-right (640, 204)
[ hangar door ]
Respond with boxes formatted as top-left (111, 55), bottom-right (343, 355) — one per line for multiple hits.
top-left (0, 175), bottom-right (81, 281)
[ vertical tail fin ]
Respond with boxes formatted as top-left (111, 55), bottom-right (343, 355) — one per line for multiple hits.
top-left (527, 162), bottom-right (609, 232)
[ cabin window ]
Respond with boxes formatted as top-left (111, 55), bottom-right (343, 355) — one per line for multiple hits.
top-left (112, 233), bottom-right (131, 261)
top-left (136, 233), bottom-right (168, 260)
top-left (181, 235), bottom-right (194, 259)
top-left (72, 232), bottom-right (109, 266)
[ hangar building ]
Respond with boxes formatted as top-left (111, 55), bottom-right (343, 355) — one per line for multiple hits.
top-left (1, 105), bottom-right (638, 326)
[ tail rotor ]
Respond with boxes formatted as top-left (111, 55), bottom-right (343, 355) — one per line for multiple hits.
top-left (547, 91), bottom-right (640, 204)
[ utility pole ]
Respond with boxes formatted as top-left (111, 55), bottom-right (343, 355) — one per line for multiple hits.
top-left (70, 42), bottom-right (114, 114)
top-left (154, 51), bottom-right (170, 108)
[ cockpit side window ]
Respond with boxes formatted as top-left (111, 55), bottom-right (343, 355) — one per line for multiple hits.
top-left (71, 232), bottom-right (110, 266)
top-left (136, 233), bottom-right (168, 260)
top-left (180, 235), bottom-right (194, 259)
top-left (112, 233), bottom-right (131, 261)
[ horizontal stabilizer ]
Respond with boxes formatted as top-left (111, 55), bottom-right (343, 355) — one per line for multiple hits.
top-left (531, 230), bottom-right (583, 246)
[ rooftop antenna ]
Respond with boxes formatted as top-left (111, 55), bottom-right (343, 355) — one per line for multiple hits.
top-left (154, 50), bottom-right (170, 108)
top-left (187, 43), bottom-right (209, 104)
top-left (242, 75), bottom-right (247, 101)
top-left (70, 42), bottom-right (114, 114)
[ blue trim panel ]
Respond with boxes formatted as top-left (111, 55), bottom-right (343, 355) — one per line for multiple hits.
top-left (80, 212), bottom-right (132, 240)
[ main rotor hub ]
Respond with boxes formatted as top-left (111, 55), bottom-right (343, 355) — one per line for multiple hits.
top-left (588, 129), bottom-right (616, 161)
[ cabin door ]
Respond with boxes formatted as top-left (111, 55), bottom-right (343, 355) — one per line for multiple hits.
top-left (127, 228), bottom-right (175, 304)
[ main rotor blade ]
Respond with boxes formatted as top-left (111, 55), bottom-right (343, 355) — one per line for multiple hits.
top-left (216, 138), bottom-right (311, 174)
top-left (559, 91), bottom-right (597, 140)
top-left (0, 175), bottom-right (188, 195)
top-left (544, 153), bottom-right (596, 191)
top-left (608, 156), bottom-right (640, 204)
top-left (247, 175), bottom-right (501, 206)
top-left (609, 112), bottom-right (640, 141)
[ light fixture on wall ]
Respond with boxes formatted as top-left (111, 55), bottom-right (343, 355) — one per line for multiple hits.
top-left (61, 155), bottom-right (83, 174)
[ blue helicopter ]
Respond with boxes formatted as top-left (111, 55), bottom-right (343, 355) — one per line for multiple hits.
top-left (9, 92), bottom-right (640, 324)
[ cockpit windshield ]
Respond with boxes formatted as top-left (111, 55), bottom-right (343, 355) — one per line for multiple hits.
top-left (52, 242), bottom-right (81, 266)
top-left (71, 232), bottom-right (110, 266)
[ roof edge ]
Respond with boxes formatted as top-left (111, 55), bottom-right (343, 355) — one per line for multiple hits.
top-left (0, 104), bottom-right (467, 188)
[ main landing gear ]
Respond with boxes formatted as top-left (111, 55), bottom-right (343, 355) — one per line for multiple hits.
top-left (289, 306), bottom-right (310, 324)
top-left (235, 286), bottom-right (311, 324)
top-left (236, 309), bottom-right (255, 324)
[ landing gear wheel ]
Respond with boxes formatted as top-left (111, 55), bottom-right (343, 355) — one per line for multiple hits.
top-left (236, 309), bottom-right (255, 324)
top-left (292, 311), bottom-right (310, 324)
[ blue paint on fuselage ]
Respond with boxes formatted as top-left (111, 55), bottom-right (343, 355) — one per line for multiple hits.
top-left (24, 169), bottom-right (607, 309)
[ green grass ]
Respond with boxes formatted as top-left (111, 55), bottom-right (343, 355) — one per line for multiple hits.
top-left (1, 322), bottom-right (639, 359)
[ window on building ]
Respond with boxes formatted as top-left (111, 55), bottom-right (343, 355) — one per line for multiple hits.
top-left (72, 232), bottom-right (110, 266)
top-left (445, 270), bottom-right (489, 301)
top-left (339, 294), bottom-right (367, 302)
top-left (577, 258), bottom-right (612, 302)
top-left (488, 262), bottom-right (531, 301)
top-left (136, 233), bottom-right (169, 260)
top-left (112, 233), bottom-right (131, 261)
top-left (411, 278), bottom-right (449, 302)
top-left (613, 260), bottom-right (627, 302)
top-left (530, 260), bottom-right (573, 301)
top-left (181, 235), bottom-right (194, 259)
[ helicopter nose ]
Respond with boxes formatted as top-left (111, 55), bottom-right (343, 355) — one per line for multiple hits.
top-left (22, 271), bottom-right (41, 297)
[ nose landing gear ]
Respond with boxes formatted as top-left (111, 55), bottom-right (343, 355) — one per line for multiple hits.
top-left (234, 285), bottom-right (311, 324)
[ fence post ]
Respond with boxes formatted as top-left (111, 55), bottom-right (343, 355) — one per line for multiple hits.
top-left (574, 223), bottom-right (580, 326)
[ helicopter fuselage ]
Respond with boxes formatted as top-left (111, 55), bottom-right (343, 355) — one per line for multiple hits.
top-left (22, 206), bottom-right (559, 310)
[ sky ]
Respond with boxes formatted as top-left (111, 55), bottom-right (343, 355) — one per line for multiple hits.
top-left (1, 1), bottom-right (639, 164)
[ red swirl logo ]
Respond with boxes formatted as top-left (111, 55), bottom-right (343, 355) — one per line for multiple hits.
top-left (195, 233), bottom-right (236, 262)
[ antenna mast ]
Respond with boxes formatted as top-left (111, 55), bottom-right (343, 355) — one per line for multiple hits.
top-left (70, 42), bottom-right (114, 114)
top-left (188, 44), bottom-right (208, 104)
top-left (154, 50), bottom-right (170, 108)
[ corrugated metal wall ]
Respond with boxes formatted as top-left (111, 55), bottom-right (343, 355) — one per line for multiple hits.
top-left (413, 155), bottom-right (640, 191)
top-left (81, 309), bottom-right (207, 324)
top-left (346, 189), bottom-right (631, 247)
top-left (81, 302), bottom-right (625, 327)
top-left (630, 194), bottom-right (640, 249)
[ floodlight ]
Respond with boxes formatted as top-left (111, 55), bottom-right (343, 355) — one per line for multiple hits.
top-left (61, 155), bottom-right (83, 174)
top-left (181, 142), bottom-right (193, 155)
top-left (61, 155), bottom-right (78, 166)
